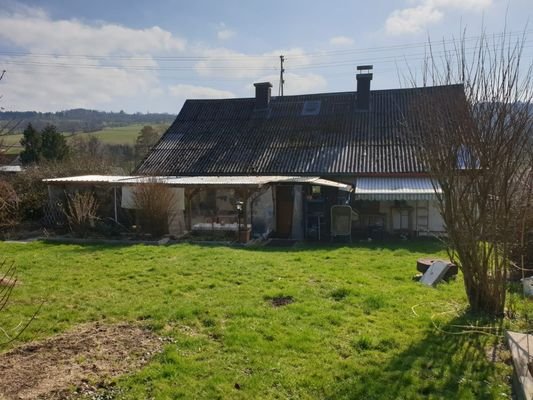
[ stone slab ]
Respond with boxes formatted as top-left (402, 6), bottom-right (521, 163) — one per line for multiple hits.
top-left (506, 331), bottom-right (533, 400)
top-left (420, 260), bottom-right (451, 286)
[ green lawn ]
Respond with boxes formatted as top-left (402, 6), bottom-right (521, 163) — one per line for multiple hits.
top-left (0, 240), bottom-right (526, 399)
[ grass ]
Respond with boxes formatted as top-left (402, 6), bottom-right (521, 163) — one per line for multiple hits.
top-left (0, 240), bottom-right (527, 399)
top-left (1, 123), bottom-right (170, 154)
top-left (74, 123), bottom-right (168, 145)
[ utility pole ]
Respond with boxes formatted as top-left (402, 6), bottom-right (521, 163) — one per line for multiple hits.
top-left (279, 55), bottom-right (285, 97)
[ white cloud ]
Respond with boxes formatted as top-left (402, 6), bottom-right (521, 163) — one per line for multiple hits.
top-left (1, 55), bottom-right (159, 111)
top-left (0, 6), bottom-right (329, 112)
top-left (329, 36), bottom-right (354, 47)
top-left (194, 47), bottom-right (311, 79)
top-left (430, 0), bottom-right (492, 10)
top-left (216, 22), bottom-right (236, 40)
top-left (169, 84), bottom-right (235, 99)
top-left (386, 5), bottom-right (443, 34)
top-left (0, 7), bottom-right (187, 111)
top-left (0, 13), bottom-right (186, 55)
top-left (217, 29), bottom-right (235, 40)
top-left (385, 0), bottom-right (492, 35)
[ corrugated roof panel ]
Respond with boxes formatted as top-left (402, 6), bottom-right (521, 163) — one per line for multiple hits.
top-left (43, 175), bottom-right (135, 184)
top-left (44, 174), bottom-right (351, 191)
top-left (136, 85), bottom-right (465, 176)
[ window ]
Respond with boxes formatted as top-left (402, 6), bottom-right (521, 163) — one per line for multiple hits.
top-left (301, 100), bottom-right (321, 116)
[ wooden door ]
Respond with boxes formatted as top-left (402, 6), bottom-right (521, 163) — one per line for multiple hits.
top-left (276, 186), bottom-right (293, 238)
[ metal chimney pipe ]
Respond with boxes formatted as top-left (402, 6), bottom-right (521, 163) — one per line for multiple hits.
top-left (253, 82), bottom-right (273, 110)
top-left (356, 65), bottom-right (373, 110)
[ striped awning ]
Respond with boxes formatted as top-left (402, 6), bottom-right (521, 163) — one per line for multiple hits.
top-left (354, 177), bottom-right (441, 200)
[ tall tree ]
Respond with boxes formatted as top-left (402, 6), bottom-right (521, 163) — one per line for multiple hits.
top-left (41, 124), bottom-right (69, 161)
top-left (411, 30), bottom-right (533, 316)
top-left (135, 125), bottom-right (160, 162)
top-left (19, 123), bottom-right (42, 164)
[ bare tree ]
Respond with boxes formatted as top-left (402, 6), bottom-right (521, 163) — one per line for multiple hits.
top-left (0, 181), bottom-right (19, 232)
top-left (410, 29), bottom-right (533, 315)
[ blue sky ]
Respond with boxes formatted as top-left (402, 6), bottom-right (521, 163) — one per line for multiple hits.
top-left (0, 0), bottom-right (531, 113)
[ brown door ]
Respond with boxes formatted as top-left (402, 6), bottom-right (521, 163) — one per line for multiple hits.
top-left (276, 186), bottom-right (293, 238)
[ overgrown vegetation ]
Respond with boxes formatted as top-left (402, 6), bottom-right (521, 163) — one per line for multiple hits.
top-left (0, 181), bottom-right (19, 230)
top-left (63, 192), bottom-right (99, 237)
top-left (0, 241), bottom-right (529, 399)
top-left (0, 125), bottom-right (161, 236)
top-left (132, 179), bottom-right (178, 237)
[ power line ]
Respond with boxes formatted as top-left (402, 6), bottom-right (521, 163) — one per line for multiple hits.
top-left (0, 28), bottom-right (530, 62)
top-left (2, 43), bottom-right (531, 73)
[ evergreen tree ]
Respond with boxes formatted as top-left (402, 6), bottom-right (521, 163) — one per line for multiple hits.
top-left (20, 123), bottom-right (42, 164)
top-left (135, 125), bottom-right (160, 162)
top-left (41, 124), bottom-right (69, 161)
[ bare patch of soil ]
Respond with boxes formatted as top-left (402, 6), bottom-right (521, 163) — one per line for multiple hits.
top-left (0, 322), bottom-right (165, 399)
top-left (0, 277), bottom-right (18, 287)
top-left (270, 296), bottom-right (294, 307)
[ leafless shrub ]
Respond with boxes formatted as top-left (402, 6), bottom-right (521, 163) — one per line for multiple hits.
top-left (0, 180), bottom-right (19, 231)
top-left (10, 158), bottom-right (114, 223)
top-left (63, 191), bottom-right (99, 237)
top-left (132, 178), bottom-right (177, 237)
top-left (409, 29), bottom-right (533, 315)
top-left (0, 259), bottom-right (41, 346)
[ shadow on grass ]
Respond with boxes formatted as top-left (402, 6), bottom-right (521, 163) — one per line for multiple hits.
top-left (247, 238), bottom-right (446, 254)
top-left (328, 314), bottom-right (508, 400)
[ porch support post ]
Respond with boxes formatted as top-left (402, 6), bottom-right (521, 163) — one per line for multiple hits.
top-left (184, 187), bottom-right (201, 231)
top-left (113, 186), bottom-right (118, 223)
top-left (235, 187), bottom-right (261, 238)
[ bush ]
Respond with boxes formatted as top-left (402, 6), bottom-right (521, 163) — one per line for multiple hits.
top-left (63, 192), bottom-right (98, 237)
top-left (10, 159), bottom-right (114, 223)
top-left (0, 180), bottom-right (20, 230)
top-left (132, 179), bottom-right (178, 237)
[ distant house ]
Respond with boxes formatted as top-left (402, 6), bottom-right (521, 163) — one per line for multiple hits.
top-left (46, 66), bottom-right (464, 240)
top-left (0, 154), bottom-right (22, 175)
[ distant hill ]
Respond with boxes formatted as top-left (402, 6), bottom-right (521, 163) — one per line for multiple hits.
top-left (0, 108), bottom-right (175, 134)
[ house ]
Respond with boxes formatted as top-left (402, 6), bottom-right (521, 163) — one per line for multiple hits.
top-left (46, 66), bottom-right (463, 241)
top-left (0, 154), bottom-right (22, 175)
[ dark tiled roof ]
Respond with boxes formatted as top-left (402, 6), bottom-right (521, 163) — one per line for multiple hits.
top-left (136, 84), bottom-right (465, 176)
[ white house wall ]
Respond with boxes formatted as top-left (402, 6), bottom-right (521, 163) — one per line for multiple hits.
top-left (121, 186), bottom-right (185, 210)
top-left (428, 201), bottom-right (445, 233)
top-left (251, 186), bottom-right (275, 238)
top-left (376, 200), bottom-right (445, 234)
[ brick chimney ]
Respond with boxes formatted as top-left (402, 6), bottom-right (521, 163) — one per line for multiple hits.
top-left (356, 65), bottom-right (373, 110)
top-left (254, 82), bottom-right (272, 110)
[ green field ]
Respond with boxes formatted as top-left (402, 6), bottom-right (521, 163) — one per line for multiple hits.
top-left (0, 240), bottom-right (527, 399)
top-left (0, 123), bottom-right (169, 154)
top-left (74, 123), bottom-right (169, 145)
